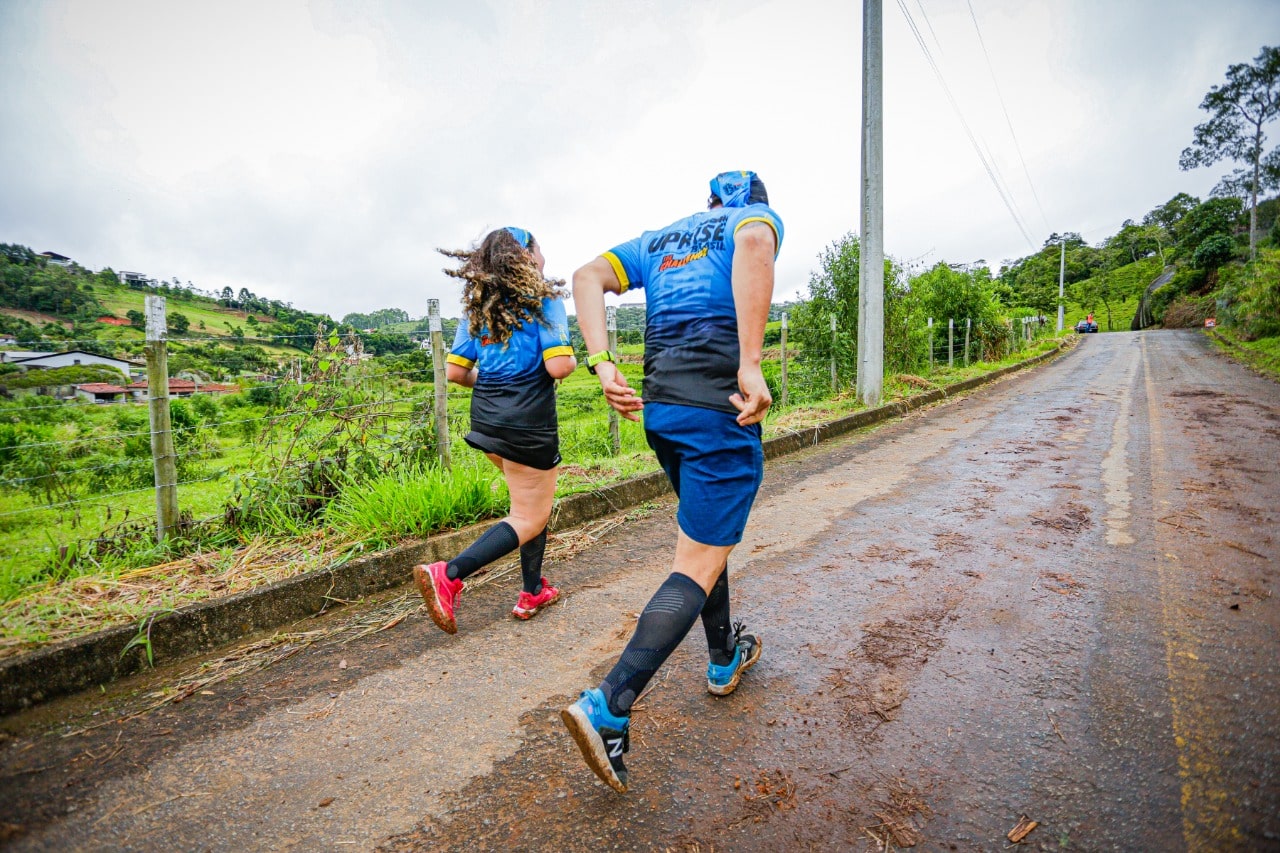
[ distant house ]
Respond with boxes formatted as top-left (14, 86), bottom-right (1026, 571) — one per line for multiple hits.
top-left (73, 382), bottom-right (128, 404)
top-left (126, 378), bottom-right (239, 400)
top-left (118, 271), bottom-right (152, 288)
top-left (0, 350), bottom-right (56, 364)
top-left (3, 350), bottom-right (140, 380)
top-left (40, 251), bottom-right (73, 267)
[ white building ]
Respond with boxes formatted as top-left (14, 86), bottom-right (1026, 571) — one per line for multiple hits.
top-left (2, 350), bottom-right (141, 380)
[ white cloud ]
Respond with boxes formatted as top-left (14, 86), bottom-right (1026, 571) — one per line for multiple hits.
top-left (2, 0), bottom-right (1277, 319)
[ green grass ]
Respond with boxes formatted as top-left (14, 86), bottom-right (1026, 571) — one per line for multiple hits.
top-left (1208, 327), bottom-right (1280, 382)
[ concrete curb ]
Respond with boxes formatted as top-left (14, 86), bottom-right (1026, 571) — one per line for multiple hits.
top-left (0, 341), bottom-right (1070, 716)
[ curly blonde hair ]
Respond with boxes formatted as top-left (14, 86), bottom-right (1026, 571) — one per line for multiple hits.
top-left (439, 229), bottom-right (566, 345)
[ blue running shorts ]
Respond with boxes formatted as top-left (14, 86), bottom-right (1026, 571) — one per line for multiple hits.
top-left (642, 401), bottom-right (764, 547)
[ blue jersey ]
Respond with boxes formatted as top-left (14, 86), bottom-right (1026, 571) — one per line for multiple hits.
top-left (447, 296), bottom-right (573, 430)
top-left (602, 204), bottom-right (783, 412)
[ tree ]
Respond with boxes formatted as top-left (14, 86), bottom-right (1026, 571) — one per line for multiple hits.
top-left (1180, 45), bottom-right (1280, 260)
top-left (126, 309), bottom-right (145, 327)
top-left (169, 312), bottom-right (191, 333)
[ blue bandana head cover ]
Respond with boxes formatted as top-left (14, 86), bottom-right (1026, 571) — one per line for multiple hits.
top-left (709, 171), bottom-right (768, 208)
top-left (503, 226), bottom-right (532, 249)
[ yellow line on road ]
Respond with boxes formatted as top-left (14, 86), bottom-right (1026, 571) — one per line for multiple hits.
top-left (1142, 336), bottom-right (1241, 849)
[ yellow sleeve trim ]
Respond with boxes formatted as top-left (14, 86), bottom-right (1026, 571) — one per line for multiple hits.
top-left (602, 252), bottom-right (632, 294)
top-left (734, 216), bottom-right (782, 258)
top-left (542, 345), bottom-right (574, 361)
top-left (446, 354), bottom-right (475, 369)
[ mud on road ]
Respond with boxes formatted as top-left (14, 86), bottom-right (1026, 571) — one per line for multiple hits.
top-left (2, 330), bottom-right (1277, 851)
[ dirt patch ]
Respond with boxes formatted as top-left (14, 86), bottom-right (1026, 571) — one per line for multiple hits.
top-left (0, 308), bottom-right (71, 329)
top-left (1031, 501), bottom-right (1092, 535)
top-left (1039, 571), bottom-right (1085, 595)
top-left (854, 773), bottom-right (934, 849)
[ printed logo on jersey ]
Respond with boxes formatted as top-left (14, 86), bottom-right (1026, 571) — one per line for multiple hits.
top-left (646, 215), bottom-right (728, 255)
top-left (658, 246), bottom-right (708, 272)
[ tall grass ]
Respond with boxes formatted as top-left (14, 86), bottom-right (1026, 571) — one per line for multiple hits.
top-left (322, 460), bottom-right (507, 545)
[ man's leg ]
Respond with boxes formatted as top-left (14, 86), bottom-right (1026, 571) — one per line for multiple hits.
top-left (600, 534), bottom-right (733, 716)
top-left (562, 534), bottom-right (732, 792)
top-left (701, 563), bottom-right (734, 665)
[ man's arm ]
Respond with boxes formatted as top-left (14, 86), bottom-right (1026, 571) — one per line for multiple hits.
top-left (729, 222), bottom-right (777, 426)
top-left (572, 256), bottom-right (643, 421)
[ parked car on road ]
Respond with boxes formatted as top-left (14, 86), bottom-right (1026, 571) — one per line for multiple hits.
top-left (1075, 319), bottom-right (1099, 333)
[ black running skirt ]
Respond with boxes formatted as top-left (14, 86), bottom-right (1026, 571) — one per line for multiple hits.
top-left (464, 422), bottom-right (561, 470)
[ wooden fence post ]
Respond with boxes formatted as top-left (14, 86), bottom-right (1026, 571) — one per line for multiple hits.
top-left (927, 317), bottom-right (934, 371)
top-left (428, 299), bottom-right (450, 469)
top-left (780, 312), bottom-right (789, 409)
top-left (830, 314), bottom-right (838, 395)
top-left (144, 295), bottom-right (178, 541)
top-left (606, 305), bottom-right (620, 456)
top-left (948, 318), bottom-right (954, 368)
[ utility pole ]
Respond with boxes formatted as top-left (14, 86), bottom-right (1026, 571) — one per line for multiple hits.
top-left (428, 299), bottom-right (450, 469)
top-left (857, 0), bottom-right (884, 407)
top-left (144, 295), bottom-right (179, 541)
top-left (1057, 239), bottom-right (1066, 332)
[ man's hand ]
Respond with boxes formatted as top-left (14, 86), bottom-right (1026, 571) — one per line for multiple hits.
top-left (730, 363), bottom-right (771, 426)
top-left (595, 361), bottom-right (644, 422)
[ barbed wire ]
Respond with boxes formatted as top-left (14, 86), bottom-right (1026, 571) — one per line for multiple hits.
top-left (0, 474), bottom-right (224, 520)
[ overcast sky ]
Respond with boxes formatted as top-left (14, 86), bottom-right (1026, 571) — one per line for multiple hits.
top-left (2, 0), bottom-right (1277, 320)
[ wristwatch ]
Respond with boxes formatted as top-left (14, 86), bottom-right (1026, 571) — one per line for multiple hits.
top-left (586, 350), bottom-right (616, 375)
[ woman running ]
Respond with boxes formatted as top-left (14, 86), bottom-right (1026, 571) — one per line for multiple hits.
top-left (414, 226), bottom-right (577, 631)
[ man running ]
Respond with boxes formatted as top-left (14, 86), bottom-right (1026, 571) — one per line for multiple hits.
top-left (563, 171), bottom-right (783, 792)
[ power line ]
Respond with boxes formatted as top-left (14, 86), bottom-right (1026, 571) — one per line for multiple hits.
top-left (895, 0), bottom-right (1038, 250)
top-left (965, 0), bottom-right (1051, 233)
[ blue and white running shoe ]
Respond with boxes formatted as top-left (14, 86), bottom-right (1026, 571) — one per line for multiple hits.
top-left (561, 688), bottom-right (630, 792)
top-left (707, 622), bottom-right (762, 696)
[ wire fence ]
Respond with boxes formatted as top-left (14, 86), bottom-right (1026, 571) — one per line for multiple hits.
top-left (0, 300), bottom-right (1059, 578)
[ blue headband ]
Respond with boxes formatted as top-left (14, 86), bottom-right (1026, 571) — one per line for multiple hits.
top-left (504, 226), bottom-right (532, 249)
top-left (709, 171), bottom-right (760, 208)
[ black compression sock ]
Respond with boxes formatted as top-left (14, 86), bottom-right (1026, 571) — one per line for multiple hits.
top-left (447, 521), bottom-right (519, 582)
top-left (520, 527), bottom-right (548, 595)
top-left (701, 566), bottom-right (735, 666)
top-left (601, 572), bottom-right (707, 717)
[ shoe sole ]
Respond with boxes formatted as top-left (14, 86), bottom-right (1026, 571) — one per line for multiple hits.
top-left (561, 703), bottom-right (627, 793)
top-left (413, 564), bottom-right (457, 635)
top-left (707, 637), bottom-right (763, 697)
top-left (512, 588), bottom-right (561, 620)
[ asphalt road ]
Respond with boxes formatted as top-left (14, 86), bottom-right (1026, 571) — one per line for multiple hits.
top-left (1, 329), bottom-right (1277, 852)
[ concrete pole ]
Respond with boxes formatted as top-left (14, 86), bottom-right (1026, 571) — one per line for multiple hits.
top-left (144, 296), bottom-right (179, 541)
top-left (1057, 239), bottom-right (1066, 332)
top-left (857, 0), bottom-right (884, 407)
top-left (964, 318), bottom-right (972, 367)
top-left (428, 299), bottom-right (450, 470)
top-left (606, 306), bottom-right (620, 455)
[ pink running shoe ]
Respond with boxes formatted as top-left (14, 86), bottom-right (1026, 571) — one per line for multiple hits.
top-left (414, 561), bottom-right (463, 634)
top-left (512, 579), bottom-right (560, 620)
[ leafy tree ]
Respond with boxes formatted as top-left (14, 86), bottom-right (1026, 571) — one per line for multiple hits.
top-left (1180, 45), bottom-right (1280, 259)
top-left (126, 309), bottom-right (145, 327)
top-left (1192, 234), bottom-right (1236, 270)
top-left (1178, 196), bottom-right (1245, 258)
top-left (169, 312), bottom-right (191, 334)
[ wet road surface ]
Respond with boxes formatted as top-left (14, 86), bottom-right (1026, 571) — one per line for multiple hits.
top-left (1, 329), bottom-right (1277, 851)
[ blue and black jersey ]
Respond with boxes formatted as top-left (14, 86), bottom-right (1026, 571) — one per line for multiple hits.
top-left (447, 296), bottom-right (573, 431)
top-left (602, 204), bottom-right (784, 413)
